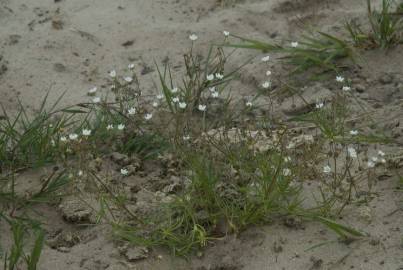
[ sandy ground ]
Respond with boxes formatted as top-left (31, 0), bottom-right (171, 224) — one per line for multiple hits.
top-left (1, 0), bottom-right (403, 269)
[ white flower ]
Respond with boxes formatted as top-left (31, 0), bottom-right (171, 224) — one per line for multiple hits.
top-left (323, 165), bottom-right (331, 173)
top-left (245, 101), bottom-right (253, 107)
top-left (179, 102), bottom-right (187, 109)
top-left (144, 113), bottom-right (153, 120)
top-left (172, 97), bottom-right (180, 103)
top-left (286, 142), bottom-right (295, 149)
top-left (82, 129), bottom-right (91, 136)
top-left (266, 70), bottom-right (272, 76)
top-left (120, 168), bottom-right (129, 176)
top-left (350, 130), bottom-right (358, 136)
top-left (283, 168), bottom-right (291, 176)
top-left (380, 158), bottom-right (386, 164)
top-left (88, 87), bottom-right (97, 95)
top-left (378, 150), bottom-right (385, 156)
top-left (109, 70), bottom-right (116, 78)
top-left (171, 87), bottom-right (178, 93)
top-left (211, 91), bottom-right (219, 98)
top-left (262, 81), bottom-right (271, 89)
top-left (215, 73), bottom-right (224, 80)
top-left (336, 76), bottom-right (345, 82)
top-left (284, 156), bottom-right (291, 162)
top-left (315, 102), bottom-right (324, 109)
top-left (206, 74), bottom-right (214, 81)
top-left (152, 102), bottom-right (159, 108)
top-left (60, 136), bottom-right (67, 142)
top-left (124, 76), bottom-right (133, 83)
top-left (223, 31), bottom-right (230, 37)
top-left (342, 86), bottom-right (351, 91)
top-left (291, 41), bottom-right (299, 48)
top-left (371, 156), bottom-right (378, 162)
top-left (106, 124), bottom-right (114, 130)
top-left (92, 97), bottom-right (101, 103)
top-left (209, 87), bottom-right (216, 92)
top-left (117, 124), bottom-right (125, 130)
top-left (69, 133), bottom-right (78, 140)
top-left (347, 147), bottom-right (357, 158)
top-left (183, 135), bottom-right (190, 141)
top-left (189, 34), bottom-right (198, 41)
top-left (128, 63), bottom-right (135, 69)
top-left (156, 94), bottom-right (164, 100)
top-left (198, 104), bottom-right (206, 111)
top-left (78, 170), bottom-right (83, 176)
top-left (110, 84), bottom-right (116, 90)
top-left (367, 161), bottom-right (375, 168)
top-left (261, 55), bottom-right (270, 62)
top-left (128, 107), bottom-right (136, 115)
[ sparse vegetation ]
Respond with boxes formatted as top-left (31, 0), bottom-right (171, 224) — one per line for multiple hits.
top-left (1, 0), bottom-right (402, 268)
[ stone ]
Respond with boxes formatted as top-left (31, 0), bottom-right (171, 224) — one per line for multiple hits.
top-left (355, 84), bottom-right (366, 93)
top-left (110, 152), bottom-right (130, 166)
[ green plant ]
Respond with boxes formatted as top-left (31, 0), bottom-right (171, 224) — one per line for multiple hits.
top-left (227, 32), bottom-right (354, 74)
top-left (346, 0), bottom-right (403, 48)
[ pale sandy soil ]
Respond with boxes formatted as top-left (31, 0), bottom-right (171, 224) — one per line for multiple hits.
top-left (0, 0), bottom-right (403, 269)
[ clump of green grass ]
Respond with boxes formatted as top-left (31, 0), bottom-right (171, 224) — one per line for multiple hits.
top-left (346, 0), bottom-right (403, 48)
top-left (226, 31), bottom-right (354, 76)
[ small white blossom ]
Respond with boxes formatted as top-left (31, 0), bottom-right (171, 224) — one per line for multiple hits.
top-left (342, 86), bottom-right (351, 91)
top-left (106, 124), bottom-right (114, 130)
top-left (117, 124), bottom-right (125, 130)
top-left (262, 81), bottom-right (271, 89)
top-left (69, 133), bottom-right (78, 140)
top-left (211, 91), bottom-right (219, 98)
top-left (179, 102), bottom-right (187, 109)
top-left (156, 94), bottom-right (164, 100)
top-left (128, 107), bottom-right (136, 115)
top-left (124, 76), bottom-right (133, 83)
top-left (128, 63), bottom-right (135, 69)
top-left (183, 135), bottom-right (190, 141)
top-left (144, 113), bottom-right (153, 120)
top-left (284, 156), bottom-right (291, 162)
top-left (152, 102), bottom-right (159, 108)
top-left (206, 74), bottom-right (214, 81)
top-left (371, 156), bottom-right (378, 162)
top-left (283, 168), bottom-right (291, 176)
top-left (109, 70), bottom-right (116, 78)
top-left (88, 87), bottom-right (97, 95)
top-left (82, 129), bottom-right (91, 136)
top-left (323, 165), bottom-right (331, 174)
top-left (209, 87), bottom-right (216, 92)
top-left (261, 55), bottom-right (270, 62)
top-left (92, 97), bottom-right (101, 103)
top-left (172, 97), bottom-right (180, 103)
top-left (120, 168), bottom-right (129, 176)
top-left (347, 147), bottom-right (357, 158)
top-left (291, 41), bottom-right (299, 48)
top-left (171, 87), bottom-right (178, 93)
top-left (246, 101), bottom-right (253, 107)
top-left (380, 158), bottom-right (386, 164)
top-left (350, 130), bottom-right (358, 136)
top-left (215, 73), bottom-right (224, 80)
top-left (315, 102), bottom-right (324, 109)
top-left (189, 34), bottom-right (198, 41)
top-left (378, 150), bottom-right (385, 156)
top-left (78, 170), bottom-right (83, 176)
top-left (60, 136), bottom-right (67, 142)
top-left (286, 142), bottom-right (295, 149)
top-left (266, 70), bottom-right (272, 76)
top-left (198, 104), bottom-right (206, 111)
top-left (223, 31), bottom-right (230, 37)
top-left (336, 76), bottom-right (345, 82)
top-left (367, 161), bottom-right (375, 168)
